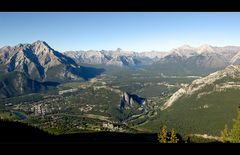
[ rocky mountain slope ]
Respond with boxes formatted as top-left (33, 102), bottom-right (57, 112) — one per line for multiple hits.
top-left (2, 41), bottom-right (240, 77)
top-left (138, 65), bottom-right (240, 136)
top-left (120, 92), bottom-right (146, 110)
top-left (0, 41), bottom-right (105, 97)
top-left (0, 71), bottom-right (59, 98)
top-left (64, 45), bottom-right (240, 71)
top-left (64, 48), bottom-right (159, 67)
top-left (0, 41), bottom-right (104, 81)
top-left (161, 65), bottom-right (240, 110)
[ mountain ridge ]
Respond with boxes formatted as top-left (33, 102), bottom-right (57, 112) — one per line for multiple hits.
top-left (64, 44), bottom-right (240, 70)
top-left (161, 64), bottom-right (240, 110)
top-left (0, 41), bottom-right (105, 97)
top-left (0, 40), bottom-right (105, 81)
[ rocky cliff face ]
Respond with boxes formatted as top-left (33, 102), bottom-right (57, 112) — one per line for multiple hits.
top-left (120, 92), bottom-right (146, 110)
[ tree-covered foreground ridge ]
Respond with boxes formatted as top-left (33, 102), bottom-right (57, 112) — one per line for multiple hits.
top-left (221, 106), bottom-right (240, 143)
top-left (157, 106), bottom-right (240, 143)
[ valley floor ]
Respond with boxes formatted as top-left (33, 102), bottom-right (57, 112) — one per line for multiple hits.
top-left (1, 66), bottom-right (239, 143)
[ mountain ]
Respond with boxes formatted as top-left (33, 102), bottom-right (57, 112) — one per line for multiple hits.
top-left (64, 50), bottom-right (111, 64)
top-left (161, 65), bottom-right (240, 110)
top-left (0, 71), bottom-right (59, 98)
top-left (64, 45), bottom-right (240, 76)
top-left (1, 41), bottom-right (240, 79)
top-left (144, 45), bottom-right (240, 76)
top-left (0, 41), bottom-right (105, 97)
top-left (0, 41), bottom-right (105, 81)
top-left (64, 49), bottom-right (165, 67)
top-left (155, 44), bottom-right (240, 69)
top-left (185, 52), bottom-right (228, 71)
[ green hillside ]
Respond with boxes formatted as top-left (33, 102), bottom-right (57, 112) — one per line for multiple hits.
top-left (138, 68), bottom-right (240, 137)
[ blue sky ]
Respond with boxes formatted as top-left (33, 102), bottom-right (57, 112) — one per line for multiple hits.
top-left (1, 12), bottom-right (240, 52)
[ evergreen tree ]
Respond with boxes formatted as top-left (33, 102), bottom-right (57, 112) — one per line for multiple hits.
top-left (229, 108), bottom-right (240, 143)
top-left (221, 124), bottom-right (229, 142)
top-left (158, 125), bottom-right (167, 143)
top-left (158, 126), bottom-right (179, 143)
top-left (170, 129), bottom-right (179, 143)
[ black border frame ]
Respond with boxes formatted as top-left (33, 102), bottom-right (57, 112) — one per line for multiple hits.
top-left (0, 0), bottom-right (240, 152)
top-left (1, 0), bottom-right (240, 11)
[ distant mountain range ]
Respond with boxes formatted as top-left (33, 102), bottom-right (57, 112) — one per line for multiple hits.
top-left (64, 44), bottom-right (240, 70)
top-left (2, 41), bottom-right (240, 72)
top-left (1, 40), bottom-right (240, 98)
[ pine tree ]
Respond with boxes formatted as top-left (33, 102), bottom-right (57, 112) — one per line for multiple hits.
top-left (170, 129), bottom-right (179, 143)
top-left (229, 108), bottom-right (240, 143)
top-left (221, 107), bottom-right (240, 143)
top-left (221, 124), bottom-right (229, 142)
top-left (158, 125), bottom-right (168, 143)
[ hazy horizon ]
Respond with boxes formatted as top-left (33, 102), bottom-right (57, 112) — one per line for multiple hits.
top-left (2, 40), bottom-right (240, 53)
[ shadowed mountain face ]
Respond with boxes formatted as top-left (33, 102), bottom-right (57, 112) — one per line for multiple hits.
top-left (0, 41), bottom-right (105, 81)
top-left (22, 48), bottom-right (45, 78)
top-left (68, 66), bottom-right (105, 80)
top-left (0, 71), bottom-right (60, 98)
